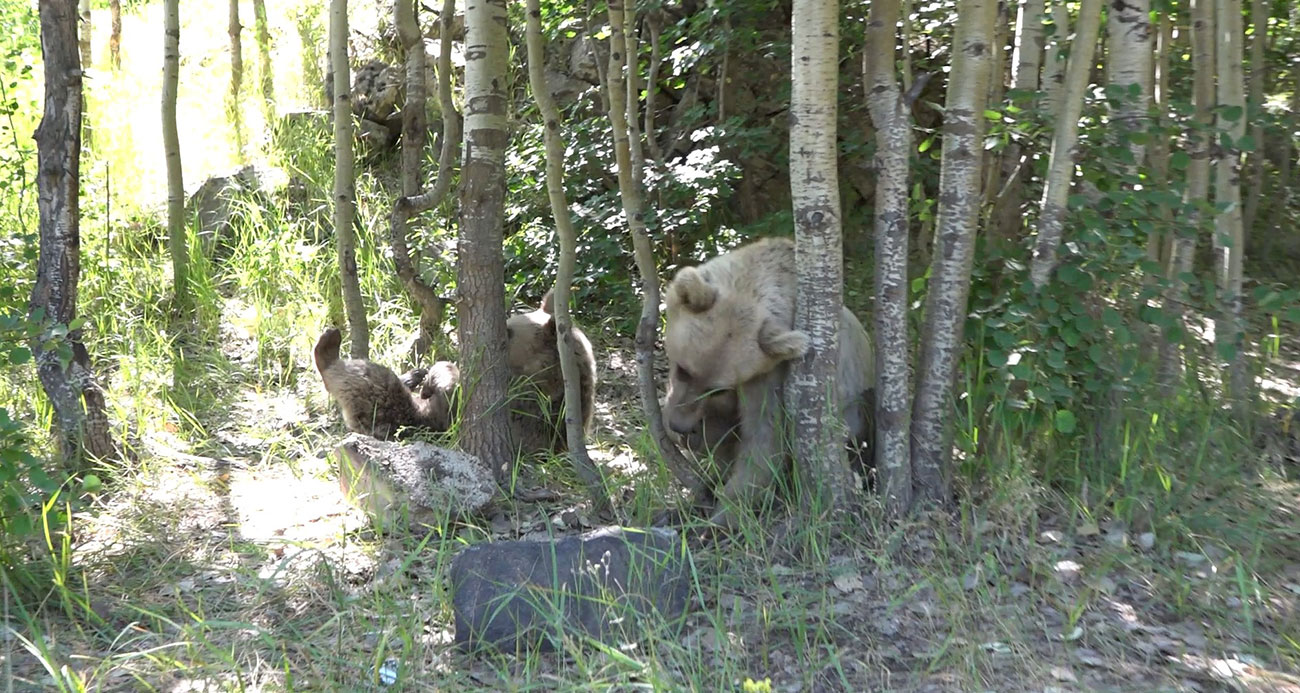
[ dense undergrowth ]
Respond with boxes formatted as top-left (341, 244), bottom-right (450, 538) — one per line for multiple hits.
top-left (0, 0), bottom-right (1297, 690)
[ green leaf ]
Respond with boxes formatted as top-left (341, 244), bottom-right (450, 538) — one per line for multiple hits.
top-left (918, 136), bottom-right (934, 153)
top-left (983, 109), bottom-right (1002, 121)
top-left (987, 350), bottom-right (1009, 367)
top-left (1216, 340), bottom-right (1238, 361)
top-left (1055, 410), bottom-right (1077, 434)
top-left (1170, 150), bottom-right (1191, 170)
top-left (7, 347), bottom-right (30, 365)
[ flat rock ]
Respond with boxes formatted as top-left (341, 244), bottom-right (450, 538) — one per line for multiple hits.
top-left (334, 433), bottom-right (496, 528)
top-left (450, 526), bottom-right (692, 653)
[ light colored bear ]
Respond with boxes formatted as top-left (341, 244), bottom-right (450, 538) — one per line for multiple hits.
top-left (662, 237), bottom-right (875, 526)
top-left (504, 291), bottom-right (598, 456)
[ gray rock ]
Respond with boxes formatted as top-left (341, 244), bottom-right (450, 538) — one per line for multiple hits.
top-left (334, 433), bottom-right (497, 528)
top-left (185, 164), bottom-right (289, 256)
top-left (450, 526), bottom-right (692, 653)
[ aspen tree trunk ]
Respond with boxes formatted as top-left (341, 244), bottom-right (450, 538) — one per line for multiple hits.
top-left (390, 0), bottom-right (453, 360)
top-left (863, 0), bottom-right (913, 519)
top-left (31, 0), bottom-right (116, 467)
top-left (524, 0), bottom-right (608, 503)
top-left (1107, 0), bottom-right (1151, 170)
top-left (787, 0), bottom-right (850, 515)
top-left (458, 0), bottom-right (515, 479)
top-left (162, 0), bottom-right (188, 314)
top-left (1145, 11), bottom-right (1173, 273)
top-left (229, 0), bottom-right (243, 104)
top-left (77, 0), bottom-right (90, 70)
top-left (605, 0), bottom-right (704, 494)
top-left (1214, 0), bottom-right (1247, 406)
top-left (1242, 0), bottom-right (1267, 233)
top-left (1040, 0), bottom-right (1070, 119)
top-left (910, 0), bottom-right (998, 506)
top-left (1158, 0), bottom-right (1214, 391)
top-left (330, 0), bottom-right (368, 358)
top-left (990, 0), bottom-right (1045, 239)
top-left (1029, 0), bottom-right (1103, 288)
top-left (252, 0), bottom-right (273, 104)
top-left (109, 0), bottom-right (121, 70)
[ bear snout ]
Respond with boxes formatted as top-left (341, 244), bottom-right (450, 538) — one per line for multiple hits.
top-left (667, 414), bottom-right (698, 436)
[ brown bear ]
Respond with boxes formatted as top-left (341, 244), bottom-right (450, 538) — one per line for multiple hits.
top-left (662, 236), bottom-right (875, 527)
top-left (313, 327), bottom-right (456, 440)
top-left (504, 291), bottom-right (598, 456)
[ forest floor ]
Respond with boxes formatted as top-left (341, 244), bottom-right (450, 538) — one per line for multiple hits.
top-left (7, 306), bottom-right (1300, 692)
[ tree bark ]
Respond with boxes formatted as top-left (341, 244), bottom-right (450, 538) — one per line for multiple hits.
top-left (458, 0), bottom-right (514, 480)
top-left (604, 0), bottom-right (704, 495)
top-left (77, 0), bottom-right (90, 71)
top-left (1107, 0), bottom-right (1152, 170)
top-left (229, 0), bottom-right (243, 103)
top-left (109, 0), bottom-right (121, 70)
top-left (330, 0), bottom-right (368, 358)
top-left (863, 0), bottom-right (913, 519)
top-left (989, 0), bottom-right (1046, 239)
top-left (1213, 0), bottom-right (1247, 406)
top-left (524, 0), bottom-right (608, 505)
top-left (252, 0), bottom-right (273, 105)
top-left (787, 0), bottom-right (849, 516)
top-left (1040, 0), bottom-right (1070, 120)
top-left (162, 0), bottom-right (188, 315)
top-left (390, 0), bottom-right (453, 361)
top-left (1241, 0), bottom-right (1267, 233)
top-left (1029, 0), bottom-right (1103, 288)
top-left (31, 0), bottom-right (116, 467)
top-left (910, 0), bottom-right (998, 507)
top-left (1158, 0), bottom-right (1214, 392)
top-left (1145, 10), bottom-right (1173, 275)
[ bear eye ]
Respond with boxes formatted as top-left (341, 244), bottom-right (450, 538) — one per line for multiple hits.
top-left (675, 365), bottom-right (694, 383)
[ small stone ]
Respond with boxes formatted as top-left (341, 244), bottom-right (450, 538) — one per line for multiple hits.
top-left (1039, 530), bottom-right (1064, 544)
top-left (335, 433), bottom-right (497, 529)
top-left (1137, 532), bottom-right (1155, 550)
top-left (1054, 560), bottom-right (1082, 583)
top-left (449, 526), bottom-right (692, 652)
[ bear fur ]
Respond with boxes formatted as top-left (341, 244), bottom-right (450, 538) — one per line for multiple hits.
top-left (314, 327), bottom-right (455, 439)
top-left (504, 291), bottom-right (598, 455)
top-left (662, 236), bottom-right (875, 526)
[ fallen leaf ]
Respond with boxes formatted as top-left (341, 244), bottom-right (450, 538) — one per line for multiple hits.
top-left (1050, 666), bottom-right (1078, 683)
top-left (833, 573), bottom-right (864, 593)
top-left (1077, 521), bottom-right (1100, 537)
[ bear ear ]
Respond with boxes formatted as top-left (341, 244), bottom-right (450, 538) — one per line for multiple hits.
top-left (539, 289), bottom-right (556, 315)
top-left (758, 319), bottom-right (810, 361)
top-left (671, 267), bottom-right (718, 313)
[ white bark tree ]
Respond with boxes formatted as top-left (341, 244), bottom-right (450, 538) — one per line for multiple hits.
top-left (863, 0), bottom-right (913, 518)
top-left (910, 0), bottom-right (998, 505)
top-left (1242, 0), bottom-right (1267, 232)
top-left (1029, 0), bottom-right (1103, 288)
top-left (524, 0), bottom-right (607, 503)
top-left (1158, 0), bottom-right (1214, 391)
top-left (77, 0), bottom-right (90, 71)
top-left (330, 0), bottom-right (368, 358)
top-left (1145, 10), bottom-right (1173, 275)
top-left (253, 0), bottom-right (273, 105)
top-left (1107, 0), bottom-right (1152, 170)
top-left (1214, 0), bottom-right (1247, 405)
top-left (1041, 0), bottom-right (1071, 119)
top-left (110, 0), bottom-right (121, 70)
top-left (787, 0), bottom-right (850, 514)
top-left (604, 0), bottom-right (705, 495)
top-left (458, 0), bottom-right (515, 478)
top-left (162, 0), bottom-right (188, 314)
top-left (990, 0), bottom-right (1046, 239)
top-left (229, 0), bottom-right (244, 103)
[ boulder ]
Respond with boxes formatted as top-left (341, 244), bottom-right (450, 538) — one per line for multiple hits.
top-left (185, 164), bottom-right (289, 257)
top-left (334, 433), bottom-right (497, 528)
top-left (449, 526), bottom-right (692, 653)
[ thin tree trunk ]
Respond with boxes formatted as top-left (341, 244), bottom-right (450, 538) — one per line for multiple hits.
top-left (1242, 0), bottom-right (1267, 233)
top-left (1040, 0), bottom-right (1070, 119)
top-left (524, 0), bottom-right (608, 505)
top-left (458, 0), bottom-right (514, 480)
top-left (1107, 0), bottom-right (1151, 170)
top-left (1214, 0), bottom-right (1247, 406)
top-left (910, 0), bottom-right (998, 506)
top-left (1158, 0), bottom-right (1214, 391)
top-left (229, 0), bottom-right (243, 103)
top-left (864, 0), bottom-right (913, 519)
top-left (989, 0), bottom-right (1045, 239)
top-left (787, 0), bottom-right (849, 516)
top-left (252, 0), bottom-right (273, 105)
top-left (330, 0), bottom-right (368, 358)
top-left (162, 0), bottom-right (188, 315)
top-left (605, 0), bottom-right (704, 494)
top-left (390, 0), bottom-right (452, 360)
top-left (1145, 11), bottom-right (1173, 274)
top-left (109, 0), bottom-right (121, 70)
top-left (31, 0), bottom-right (116, 467)
top-left (1029, 0), bottom-right (1103, 288)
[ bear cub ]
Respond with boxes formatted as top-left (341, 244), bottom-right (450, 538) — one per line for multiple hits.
top-left (314, 327), bottom-right (455, 440)
top-left (505, 290), bottom-right (598, 455)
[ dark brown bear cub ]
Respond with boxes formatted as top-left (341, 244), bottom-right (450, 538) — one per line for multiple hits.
top-left (504, 291), bottom-right (598, 455)
top-left (313, 327), bottom-right (454, 439)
